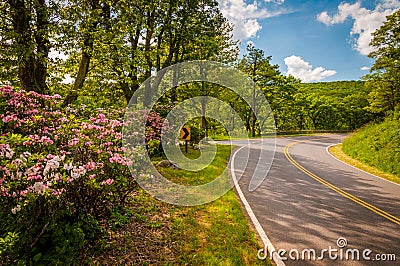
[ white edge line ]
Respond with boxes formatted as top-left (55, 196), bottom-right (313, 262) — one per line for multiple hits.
top-left (326, 143), bottom-right (400, 187)
top-left (231, 146), bottom-right (286, 266)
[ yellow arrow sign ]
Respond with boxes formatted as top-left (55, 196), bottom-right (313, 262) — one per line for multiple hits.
top-left (180, 127), bottom-right (190, 140)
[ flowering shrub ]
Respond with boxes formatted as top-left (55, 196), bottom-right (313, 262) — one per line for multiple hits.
top-left (0, 87), bottom-right (164, 264)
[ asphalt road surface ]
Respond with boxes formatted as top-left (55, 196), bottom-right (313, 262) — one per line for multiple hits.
top-left (223, 135), bottom-right (400, 266)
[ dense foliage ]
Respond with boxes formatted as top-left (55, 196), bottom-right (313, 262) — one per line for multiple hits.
top-left (0, 1), bottom-right (398, 263)
top-left (0, 87), bottom-right (165, 264)
top-left (293, 81), bottom-right (375, 130)
top-left (0, 0), bottom-right (238, 105)
top-left (365, 10), bottom-right (400, 115)
top-left (340, 11), bottom-right (400, 177)
top-left (0, 0), bottom-right (381, 136)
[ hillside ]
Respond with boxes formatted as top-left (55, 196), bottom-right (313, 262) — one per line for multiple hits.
top-left (298, 80), bottom-right (367, 98)
top-left (342, 116), bottom-right (400, 176)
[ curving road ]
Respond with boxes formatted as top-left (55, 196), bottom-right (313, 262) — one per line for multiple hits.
top-left (223, 135), bottom-right (400, 265)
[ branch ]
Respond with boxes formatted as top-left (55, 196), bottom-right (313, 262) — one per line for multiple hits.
top-left (29, 209), bottom-right (57, 249)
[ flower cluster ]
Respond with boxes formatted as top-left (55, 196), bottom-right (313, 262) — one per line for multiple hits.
top-left (0, 87), bottom-right (158, 263)
top-left (0, 86), bottom-right (63, 137)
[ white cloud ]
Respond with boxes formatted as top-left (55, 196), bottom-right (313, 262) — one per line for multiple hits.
top-left (317, 0), bottom-right (400, 55)
top-left (361, 66), bottom-right (370, 71)
top-left (265, 0), bottom-right (284, 3)
top-left (284, 55), bottom-right (336, 82)
top-left (218, 0), bottom-right (286, 41)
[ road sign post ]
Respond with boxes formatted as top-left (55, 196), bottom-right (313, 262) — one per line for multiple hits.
top-left (180, 127), bottom-right (190, 153)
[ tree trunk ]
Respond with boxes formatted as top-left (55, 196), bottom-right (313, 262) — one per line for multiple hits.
top-left (201, 96), bottom-right (208, 132)
top-left (251, 84), bottom-right (256, 137)
top-left (10, 0), bottom-right (49, 94)
top-left (143, 10), bottom-right (155, 107)
top-left (33, 0), bottom-right (50, 93)
top-left (65, 50), bottom-right (91, 105)
top-left (64, 0), bottom-right (100, 105)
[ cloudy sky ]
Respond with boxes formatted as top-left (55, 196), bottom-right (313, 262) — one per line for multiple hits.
top-left (218, 0), bottom-right (400, 82)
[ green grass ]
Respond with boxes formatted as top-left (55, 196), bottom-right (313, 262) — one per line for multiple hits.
top-left (171, 190), bottom-right (267, 265)
top-left (329, 144), bottom-right (400, 184)
top-left (342, 117), bottom-right (400, 178)
top-left (90, 145), bottom-right (271, 265)
top-left (157, 145), bottom-right (232, 186)
top-left (163, 145), bottom-right (270, 265)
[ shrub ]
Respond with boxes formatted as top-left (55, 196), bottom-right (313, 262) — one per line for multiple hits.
top-left (0, 86), bottom-right (157, 264)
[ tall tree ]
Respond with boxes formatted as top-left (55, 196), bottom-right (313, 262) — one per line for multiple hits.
top-left (365, 10), bottom-right (400, 114)
top-left (56, 0), bottom-right (237, 105)
top-left (238, 43), bottom-right (280, 136)
top-left (58, 0), bottom-right (111, 104)
top-left (0, 0), bottom-right (56, 93)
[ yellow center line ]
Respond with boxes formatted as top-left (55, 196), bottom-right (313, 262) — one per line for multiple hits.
top-left (284, 139), bottom-right (400, 225)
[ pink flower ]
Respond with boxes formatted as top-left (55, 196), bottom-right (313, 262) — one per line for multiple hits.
top-left (84, 161), bottom-right (97, 171)
top-left (101, 178), bottom-right (114, 186)
top-left (109, 153), bottom-right (129, 165)
top-left (32, 182), bottom-right (47, 195)
top-left (2, 114), bottom-right (18, 123)
top-left (89, 174), bottom-right (95, 179)
top-left (11, 205), bottom-right (21, 214)
top-left (24, 109), bottom-right (39, 115)
top-left (0, 143), bottom-right (14, 158)
top-left (52, 188), bottom-right (65, 196)
top-left (0, 187), bottom-right (9, 197)
top-left (23, 140), bottom-right (33, 146)
top-left (1, 86), bottom-right (12, 96)
top-left (69, 138), bottom-right (80, 146)
top-left (101, 142), bottom-right (113, 147)
top-left (19, 190), bottom-right (28, 197)
top-left (27, 174), bottom-right (43, 181)
top-left (38, 136), bottom-right (54, 145)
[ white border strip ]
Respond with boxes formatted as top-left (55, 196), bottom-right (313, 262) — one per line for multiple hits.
top-left (231, 147), bottom-right (285, 266)
top-left (326, 144), bottom-right (400, 186)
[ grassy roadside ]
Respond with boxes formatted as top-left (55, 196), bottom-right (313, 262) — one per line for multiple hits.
top-left (88, 145), bottom-right (270, 265)
top-left (329, 144), bottom-right (400, 184)
top-left (341, 118), bottom-right (400, 177)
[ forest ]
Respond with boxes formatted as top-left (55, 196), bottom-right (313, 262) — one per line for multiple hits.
top-left (1, 0), bottom-right (394, 135)
top-left (0, 0), bottom-right (399, 264)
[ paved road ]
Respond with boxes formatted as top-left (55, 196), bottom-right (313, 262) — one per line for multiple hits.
top-left (223, 135), bottom-right (400, 265)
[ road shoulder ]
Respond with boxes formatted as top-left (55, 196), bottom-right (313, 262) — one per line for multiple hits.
top-left (327, 144), bottom-right (400, 185)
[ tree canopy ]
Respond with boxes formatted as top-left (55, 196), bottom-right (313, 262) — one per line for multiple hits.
top-left (0, 1), bottom-right (385, 134)
top-left (365, 10), bottom-right (400, 114)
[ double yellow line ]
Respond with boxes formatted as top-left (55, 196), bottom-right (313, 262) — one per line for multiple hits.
top-left (284, 140), bottom-right (400, 225)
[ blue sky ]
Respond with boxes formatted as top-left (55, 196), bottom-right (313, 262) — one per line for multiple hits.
top-left (218, 0), bottom-right (400, 82)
